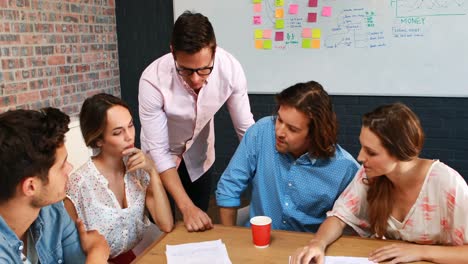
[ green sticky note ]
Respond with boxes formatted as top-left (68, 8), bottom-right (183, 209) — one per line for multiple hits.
top-left (275, 19), bottom-right (285, 29)
top-left (302, 39), bottom-right (312, 48)
top-left (253, 0), bottom-right (262, 3)
top-left (275, 0), bottom-right (284, 6)
top-left (312, 28), bottom-right (321, 38)
top-left (254, 29), bottom-right (263, 39)
top-left (263, 39), bottom-right (272, 49)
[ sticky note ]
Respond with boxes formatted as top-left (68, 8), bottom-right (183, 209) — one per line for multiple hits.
top-left (302, 28), bottom-right (312, 38)
top-left (253, 0), bottom-right (262, 3)
top-left (289, 4), bottom-right (299, 14)
top-left (275, 0), bottom-right (284, 7)
top-left (275, 8), bottom-right (284, 18)
top-left (253, 3), bottom-right (262, 13)
top-left (322, 6), bottom-right (332, 17)
top-left (263, 39), bottom-right (273, 49)
top-left (263, 29), bottom-right (272, 39)
top-left (308, 0), bottom-right (318, 7)
top-left (312, 39), bottom-right (320, 48)
top-left (253, 15), bottom-right (262, 25)
top-left (255, 39), bottom-right (263, 49)
top-left (254, 29), bottom-right (263, 39)
top-left (302, 39), bottom-right (312, 48)
top-left (275, 19), bottom-right (285, 29)
top-left (307, 12), bottom-right (317, 23)
top-left (312, 28), bottom-right (321, 38)
top-left (275, 31), bottom-right (284, 41)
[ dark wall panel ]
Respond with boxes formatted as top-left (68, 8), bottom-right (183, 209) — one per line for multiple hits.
top-left (116, 0), bottom-right (173, 147)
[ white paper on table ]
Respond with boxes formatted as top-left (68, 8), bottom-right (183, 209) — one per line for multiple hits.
top-left (288, 255), bottom-right (376, 264)
top-left (166, 239), bottom-right (232, 264)
top-left (324, 256), bottom-right (376, 263)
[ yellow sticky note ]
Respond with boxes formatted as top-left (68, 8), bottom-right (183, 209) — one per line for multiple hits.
top-left (275, 0), bottom-right (284, 7)
top-left (263, 39), bottom-right (272, 49)
top-left (275, 8), bottom-right (284, 18)
top-left (312, 39), bottom-right (321, 49)
top-left (275, 19), bottom-right (284, 29)
top-left (255, 39), bottom-right (263, 49)
top-left (302, 39), bottom-right (312, 48)
top-left (253, 0), bottom-right (262, 3)
top-left (312, 28), bottom-right (321, 38)
top-left (254, 29), bottom-right (263, 39)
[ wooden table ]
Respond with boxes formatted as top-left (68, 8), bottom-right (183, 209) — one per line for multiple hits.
top-left (133, 222), bottom-right (431, 263)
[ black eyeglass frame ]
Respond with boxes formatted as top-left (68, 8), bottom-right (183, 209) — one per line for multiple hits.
top-left (174, 59), bottom-right (215, 77)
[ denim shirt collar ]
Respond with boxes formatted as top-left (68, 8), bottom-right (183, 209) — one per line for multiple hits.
top-left (0, 213), bottom-right (41, 260)
top-left (0, 214), bottom-right (23, 250)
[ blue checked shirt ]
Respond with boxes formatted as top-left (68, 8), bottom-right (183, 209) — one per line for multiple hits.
top-left (216, 116), bottom-right (359, 232)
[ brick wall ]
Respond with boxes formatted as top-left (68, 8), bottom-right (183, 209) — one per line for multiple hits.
top-left (0, 0), bottom-right (120, 115)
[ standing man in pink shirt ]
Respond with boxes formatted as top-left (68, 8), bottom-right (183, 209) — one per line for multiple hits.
top-left (138, 11), bottom-right (255, 232)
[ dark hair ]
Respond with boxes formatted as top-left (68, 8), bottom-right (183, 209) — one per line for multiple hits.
top-left (80, 93), bottom-right (130, 148)
top-left (363, 103), bottom-right (425, 238)
top-left (0, 108), bottom-right (70, 202)
top-left (275, 81), bottom-right (338, 159)
top-left (171, 11), bottom-right (217, 55)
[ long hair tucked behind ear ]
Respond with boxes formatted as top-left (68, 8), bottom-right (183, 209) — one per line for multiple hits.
top-left (362, 102), bottom-right (424, 238)
top-left (275, 81), bottom-right (337, 159)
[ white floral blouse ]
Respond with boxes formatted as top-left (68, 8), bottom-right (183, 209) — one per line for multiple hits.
top-left (328, 161), bottom-right (468, 245)
top-left (66, 159), bottom-right (151, 257)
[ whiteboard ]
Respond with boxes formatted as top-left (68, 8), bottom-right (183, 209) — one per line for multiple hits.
top-left (174, 0), bottom-right (468, 97)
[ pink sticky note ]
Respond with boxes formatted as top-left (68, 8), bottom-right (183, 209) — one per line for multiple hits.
top-left (253, 15), bottom-right (262, 25)
top-left (307, 12), bottom-right (317, 23)
top-left (322, 6), bottom-right (332, 17)
top-left (289, 4), bottom-right (298, 14)
top-left (275, 31), bottom-right (284, 41)
top-left (308, 0), bottom-right (318, 7)
top-left (263, 29), bottom-right (272, 39)
top-left (302, 28), bottom-right (312, 38)
top-left (253, 3), bottom-right (262, 13)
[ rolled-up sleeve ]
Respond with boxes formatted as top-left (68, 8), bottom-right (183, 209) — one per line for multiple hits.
top-left (216, 125), bottom-right (258, 207)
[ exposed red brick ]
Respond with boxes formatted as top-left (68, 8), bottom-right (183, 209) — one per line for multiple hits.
top-left (47, 55), bottom-right (65, 65)
top-left (99, 70), bottom-right (110, 79)
top-left (21, 35), bottom-right (41, 44)
top-left (0, 0), bottom-right (8, 8)
top-left (17, 91), bottom-right (40, 105)
top-left (0, 0), bottom-right (120, 114)
top-left (3, 82), bottom-right (28, 95)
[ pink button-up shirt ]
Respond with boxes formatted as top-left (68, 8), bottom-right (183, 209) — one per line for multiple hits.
top-left (139, 47), bottom-right (254, 182)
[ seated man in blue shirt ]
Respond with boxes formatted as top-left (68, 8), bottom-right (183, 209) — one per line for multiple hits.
top-left (216, 81), bottom-right (359, 232)
top-left (0, 108), bottom-right (109, 263)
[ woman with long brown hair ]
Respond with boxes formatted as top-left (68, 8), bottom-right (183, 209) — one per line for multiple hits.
top-left (65, 93), bottom-right (173, 263)
top-left (292, 103), bottom-right (468, 264)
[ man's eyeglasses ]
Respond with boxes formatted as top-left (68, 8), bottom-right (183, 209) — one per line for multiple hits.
top-left (174, 60), bottom-right (215, 77)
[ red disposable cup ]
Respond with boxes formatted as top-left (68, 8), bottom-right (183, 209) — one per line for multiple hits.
top-left (250, 216), bottom-right (272, 248)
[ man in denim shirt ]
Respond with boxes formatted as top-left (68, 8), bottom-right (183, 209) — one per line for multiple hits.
top-left (0, 108), bottom-right (109, 263)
